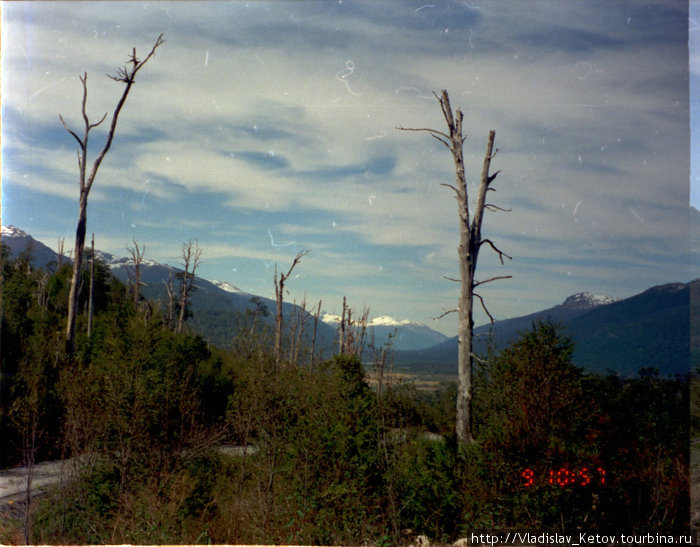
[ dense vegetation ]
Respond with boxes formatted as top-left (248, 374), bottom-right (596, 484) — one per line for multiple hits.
top-left (0, 245), bottom-right (690, 544)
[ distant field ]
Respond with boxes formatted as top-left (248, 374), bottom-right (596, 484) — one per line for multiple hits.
top-left (364, 363), bottom-right (457, 391)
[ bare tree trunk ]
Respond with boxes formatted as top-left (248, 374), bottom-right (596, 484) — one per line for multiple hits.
top-left (66, 194), bottom-right (88, 352)
top-left (164, 273), bottom-right (176, 331)
top-left (57, 237), bottom-right (65, 269)
top-left (177, 240), bottom-right (202, 334)
top-left (127, 239), bottom-right (146, 304)
top-left (273, 250), bottom-right (310, 367)
top-left (398, 90), bottom-right (511, 444)
top-left (63, 34), bottom-right (164, 354)
top-left (289, 295), bottom-right (307, 367)
top-left (339, 296), bottom-right (347, 354)
top-left (309, 299), bottom-right (322, 370)
top-left (336, 298), bottom-right (368, 358)
top-left (87, 233), bottom-right (95, 339)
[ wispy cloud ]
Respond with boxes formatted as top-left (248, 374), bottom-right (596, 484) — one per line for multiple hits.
top-left (2, 0), bottom-right (691, 334)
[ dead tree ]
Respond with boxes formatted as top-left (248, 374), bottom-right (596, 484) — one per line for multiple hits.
top-left (87, 233), bottom-right (95, 339)
top-left (399, 90), bottom-right (511, 444)
top-left (273, 250), bottom-right (310, 367)
top-left (164, 273), bottom-right (176, 330)
top-left (61, 34), bottom-right (164, 354)
top-left (57, 238), bottom-right (65, 269)
top-left (288, 295), bottom-right (308, 367)
top-left (126, 239), bottom-right (146, 304)
top-left (309, 299), bottom-right (323, 370)
top-left (339, 296), bottom-right (348, 354)
top-left (176, 240), bottom-right (202, 334)
top-left (337, 297), bottom-right (369, 359)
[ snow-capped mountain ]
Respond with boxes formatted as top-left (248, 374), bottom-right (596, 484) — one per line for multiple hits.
top-left (321, 312), bottom-right (447, 351)
top-left (562, 292), bottom-right (620, 309)
top-left (1, 225), bottom-right (29, 238)
top-left (396, 281), bottom-right (696, 377)
top-left (322, 314), bottom-right (421, 327)
top-left (321, 313), bottom-right (342, 325)
top-left (369, 316), bottom-right (422, 327)
top-left (95, 250), bottom-right (161, 269)
top-left (1, 225), bottom-right (65, 267)
top-left (2, 226), bottom-right (447, 352)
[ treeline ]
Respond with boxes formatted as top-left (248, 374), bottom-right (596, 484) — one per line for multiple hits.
top-left (0, 245), bottom-right (690, 544)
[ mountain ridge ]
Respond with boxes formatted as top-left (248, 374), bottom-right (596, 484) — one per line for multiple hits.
top-left (0, 226), bottom-right (446, 352)
top-left (3, 225), bottom-right (693, 375)
top-left (395, 280), bottom-right (696, 377)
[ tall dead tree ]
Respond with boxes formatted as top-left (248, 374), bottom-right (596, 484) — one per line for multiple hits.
top-left (337, 299), bottom-right (369, 359)
top-left (164, 273), bottom-right (176, 330)
top-left (309, 299), bottom-right (323, 370)
top-left (177, 240), bottom-right (202, 334)
top-left (273, 249), bottom-right (310, 368)
top-left (61, 34), bottom-right (164, 354)
top-left (126, 239), bottom-right (146, 304)
top-left (57, 238), bottom-right (65, 269)
top-left (87, 233), bottom-right (95, 339)
top-left (399, 90), bottom-right (511, 444)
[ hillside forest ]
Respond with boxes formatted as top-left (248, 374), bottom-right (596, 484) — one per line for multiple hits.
top-left (0, 240), bottom-right (691, 544)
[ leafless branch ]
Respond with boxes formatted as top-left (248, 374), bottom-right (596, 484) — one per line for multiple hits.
top-left (480, 238), bottom-right (512, 264)
top-left (485, 203), bottom-right (512, 212)
top-left (108, 33), bottom-right (165, 83)
top-left (473, 275), bottom-right (512, 288)
top-left (287, 249), bottom-right (311, 276)
top-left (474, 292), bottom-right (494, 323)
top-left (471, 352), bottom-right (489, 365)
top-left (396, 125), bottom-right (452, 142)
top-left (431, 133), bottom-right (452, 148)
top-left (442, 275), bottom-right (461, 282)
top-left (434, 308), bottom-right (458, 320)
top-left (88, 112), bottom-right (108, 130)
top-left (440, 183), bottom-right (459, 195)
top-left (59, 115), bottom-right (84, 149)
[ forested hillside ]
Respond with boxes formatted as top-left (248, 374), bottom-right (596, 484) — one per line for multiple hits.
top-left (396, 281), bottom-right (696, 378)
top-left (0, 245), bottom-right (690, 544)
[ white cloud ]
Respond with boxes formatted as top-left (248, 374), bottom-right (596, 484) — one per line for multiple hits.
top-left (2, 1), bottom-right (691, 335)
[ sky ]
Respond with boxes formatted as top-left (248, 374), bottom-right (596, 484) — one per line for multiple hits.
top-left (1, 0), bottom-right (696, 337)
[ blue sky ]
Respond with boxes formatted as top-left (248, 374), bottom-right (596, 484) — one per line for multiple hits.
top-left (1, 0), bottom-right (695, 336)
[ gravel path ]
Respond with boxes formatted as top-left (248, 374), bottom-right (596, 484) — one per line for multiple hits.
top-left (0, 457), bottom-right (84, 505)
top-left (0, 445), bottom-right (257, 516)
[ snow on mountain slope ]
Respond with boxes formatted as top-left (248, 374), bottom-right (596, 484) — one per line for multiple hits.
top-left (211, 280), bottom-right (244, 294)
top-left (562, 292), bottom-right (620, 308)
top-left (369, 316), bottom-right (421, 327)
top-left (321, 312), bottom-right (447, 351)
top-left (1, 225), bottom-right (30, 238)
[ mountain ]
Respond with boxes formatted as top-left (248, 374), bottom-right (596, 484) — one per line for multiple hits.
top-left (565, 282), bottom-right (693, 376)
top-left (1, 225), bottom-right (64, 268)
top-left (368, 318), bottom-right (448, 351)
top-left (2, 226), bottom-right (444, 354)
top-left (2, 227), bottom-right (385, 355)
top-left (3, 226), bottom-right (694, 376)
top-left (321, 313), bottom-right (448, 352)
top-left (396, 291), bottom-right (619, 368)
top-left (97, 252), bottom-right (343, 353)
top-left (395, 282), bottom-right (696, 377)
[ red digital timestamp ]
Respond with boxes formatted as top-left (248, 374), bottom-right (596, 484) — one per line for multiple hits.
top-left (521, 467), bottom-right (606, 487)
